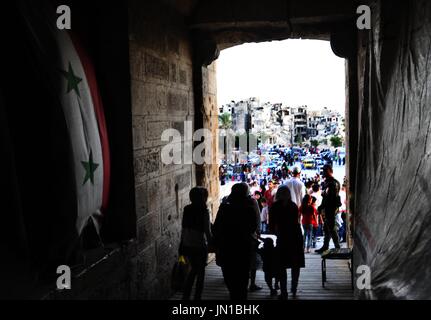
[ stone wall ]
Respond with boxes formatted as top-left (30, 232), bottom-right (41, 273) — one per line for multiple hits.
top-left (128, 0), bottom-right (195, 299)
top-left (200, 62), bottom-right (220, 221)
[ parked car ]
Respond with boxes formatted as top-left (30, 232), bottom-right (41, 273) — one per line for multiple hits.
top-left (321, 152), bottom-right (333, 161)
top-left (249, 156), bottom-right (261, 166)
top-left (302, 158), bottom-right (316, 169)
top-left (268, 151), bottom-right (280, 160)
top-left (262, 161), bottom-right (278, 171)
top-left (293, 147), bottom-right (306, 158)
top-left (315, 157), bottom-right (324, 166)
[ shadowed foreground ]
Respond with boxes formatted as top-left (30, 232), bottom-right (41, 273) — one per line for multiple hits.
top-left (171, 251), bottom-right (353, 300)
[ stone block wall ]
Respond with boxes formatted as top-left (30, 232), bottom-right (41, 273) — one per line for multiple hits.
top-left (128, 0), bottom-right (195, 299)
top-left (201, 62), bottom-right (220, 220)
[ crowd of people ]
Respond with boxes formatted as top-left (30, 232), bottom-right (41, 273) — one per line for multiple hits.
top-left (219, 146), bottom-right (345, 187)
top-left (178, 164), bottom-right (347, 300)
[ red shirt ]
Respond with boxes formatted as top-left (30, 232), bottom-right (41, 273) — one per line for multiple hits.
top-left (300, 205), bottom-right (317, 226)
top-left (264, 189), bottom-right (274, 208)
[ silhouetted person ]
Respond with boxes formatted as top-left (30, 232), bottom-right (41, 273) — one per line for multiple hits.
top-left (254, 190), bottom-right (263, 211)
top-left (260, 179), bottom-right (267, 195)
top-left (259, 237), bottom-right (280, 296)
top-left (180, 187), bottom-right (212, 300)
top-left (315, 165), bottom-right (341, 253)
top-left (269, 186), bottom-right (305, 299)
top-left (249, 195), bottom-right (262, 292)
top-left (214, 183), bottom-right (259, 300)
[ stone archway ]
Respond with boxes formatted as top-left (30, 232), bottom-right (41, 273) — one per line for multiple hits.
top-left (190, 2), bottom-right (358, 244)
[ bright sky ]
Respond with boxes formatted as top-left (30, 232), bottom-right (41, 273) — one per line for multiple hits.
top-left (216, 39), bottom-right (346, 112)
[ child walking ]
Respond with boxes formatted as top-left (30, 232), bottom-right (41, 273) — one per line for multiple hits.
top-left (259, 237), bottom-right (280, 296)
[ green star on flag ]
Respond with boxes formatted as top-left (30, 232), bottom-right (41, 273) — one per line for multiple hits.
top-left (61, 62), bottom-right (82, 97)
top-left (81, 150), bottom-right (99, 185)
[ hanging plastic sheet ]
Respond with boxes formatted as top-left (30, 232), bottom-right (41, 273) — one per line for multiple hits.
top-left (353, 0), bottom-right (431, 299)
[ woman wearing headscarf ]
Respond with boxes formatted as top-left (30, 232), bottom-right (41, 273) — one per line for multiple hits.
top-left (213, 183), bottom-right (260, 300)
top-left (269, 185), bottom-right (305, 299)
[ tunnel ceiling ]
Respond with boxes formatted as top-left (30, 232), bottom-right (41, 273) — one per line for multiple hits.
top-left (167, 0), bottom-right (360, 49)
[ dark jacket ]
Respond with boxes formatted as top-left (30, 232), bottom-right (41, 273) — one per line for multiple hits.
top-left (213, 195), bottom-right (258, 268)
top-left (318, 176), bottom-right (341, 223)
top-left (269, 201), bottom-right (305, 269)
top-left (259, 243), bottom-right (280, 277)
top-left (180, 204), bottom-right (211, 255)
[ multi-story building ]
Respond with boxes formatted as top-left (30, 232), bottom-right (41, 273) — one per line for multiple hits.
top-left (306, 108), bottom-right (344, 139)
top-left (219, 99), bottom-right (343, 146)
top-left (250, 101), bottom-right (270, 134)
top-left (220, 98), bottom-right (259, 133)
top-left (291, 105), bottom-right (307, 142)
top-left (308, 110), bottom-right (325, 138)
top-left (232, 100), bottom-right (248, 133)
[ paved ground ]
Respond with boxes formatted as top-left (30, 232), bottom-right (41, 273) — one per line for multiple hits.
top-left (171, 240), bottom-right (353, 300)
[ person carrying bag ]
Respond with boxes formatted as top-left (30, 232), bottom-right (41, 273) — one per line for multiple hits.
top-left (178, 187), bottom-right (212, 300)
top-left (171, 254), bottom-right (191, 291)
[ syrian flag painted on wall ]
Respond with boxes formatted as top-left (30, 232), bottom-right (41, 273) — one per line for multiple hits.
top-left (57, 31), bottom-right (110, 235)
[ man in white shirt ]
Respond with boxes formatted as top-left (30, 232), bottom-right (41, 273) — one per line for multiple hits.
top-left (285, 166), bottom-right (306, 208)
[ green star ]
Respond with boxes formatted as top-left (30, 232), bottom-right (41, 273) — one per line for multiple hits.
top-left (61, 62), bottom-right (82, 97)
top-left (81, 150), bottom-right (99, 185)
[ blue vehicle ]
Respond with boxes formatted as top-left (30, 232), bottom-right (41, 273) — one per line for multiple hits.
top-left (315, 156), bottom-right (324, 167)
top-left (291, 147), bottom-right (305, 156)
